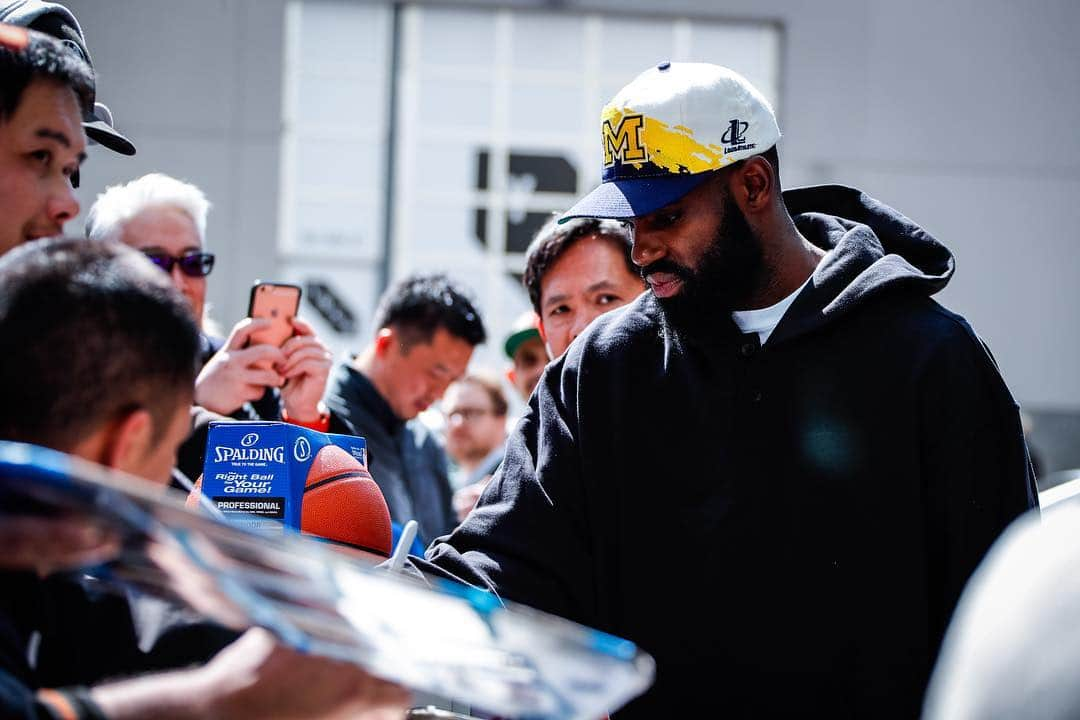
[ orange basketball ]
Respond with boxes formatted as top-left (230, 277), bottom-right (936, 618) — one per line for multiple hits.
top-left (301, 444), bottom-right (393, 556)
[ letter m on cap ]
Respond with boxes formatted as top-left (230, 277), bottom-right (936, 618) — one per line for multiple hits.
top-left (602, 113), bottom-right (648, 167)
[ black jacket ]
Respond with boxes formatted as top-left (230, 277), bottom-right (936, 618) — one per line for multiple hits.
top-left (0, 572), bottom-right (235, 719)
top-left (327, 364), bottom-right (457, 544)
top-left (425, 185), bottom-right (1038, 718)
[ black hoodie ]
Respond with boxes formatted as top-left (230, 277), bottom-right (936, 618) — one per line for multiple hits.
top-left (425, 185), bottom-right (1037, 718)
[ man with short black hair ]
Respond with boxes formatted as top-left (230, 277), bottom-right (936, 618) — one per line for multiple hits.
top-left (1, 1), bottom-right (135, 158)
top-left (327, 273), bottom-right (486, 543)
top-left (0, 26), bottom-right (89, 255)
top-left (0, 21), bottom-right (121, 587)
top-left (0, 237), bottom-right (198, 493)
top-left (0, 239), bottom-right (408, 720)
top-left (522, 216), bottom-right (645, 358)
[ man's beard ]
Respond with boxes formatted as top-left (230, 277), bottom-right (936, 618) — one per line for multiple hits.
top-left (641, 195), bottom-right (764, 333)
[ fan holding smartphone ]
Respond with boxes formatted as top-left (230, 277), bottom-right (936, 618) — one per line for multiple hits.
top-left (243, 281), bottom-right (332, 427)
top-left (193, 280), bottom-right (332, 428)
top-left (86, 174), bottom-right (334, 430)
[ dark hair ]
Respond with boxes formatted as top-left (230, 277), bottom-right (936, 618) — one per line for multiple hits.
top-left (523, 217), bottom-right (636, 314)
top-left (0, 238), bottom-right (200, 450)
top-left (0, 29), bottom-right (94, 121)
top-left (373, 273), bottom-right (486, 349)
top-left (457, 373), bottom-right (508, 418)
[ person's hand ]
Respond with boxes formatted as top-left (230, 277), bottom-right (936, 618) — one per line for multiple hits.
top-left (452, 476), bottom-right (492, 522)
top-left (90, 627), bottom-right (410, 720)
top-left (279, 318), bottom-right (334, 423)
top-left (195, 319), bottom-right (287, 416)
top-left (195, 627), bottom-right (409, 719)
top-left (0, 515), bottom-right (120, 574)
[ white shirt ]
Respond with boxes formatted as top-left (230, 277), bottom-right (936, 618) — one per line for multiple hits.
top-left (730, 271), bottom-right (815, 345)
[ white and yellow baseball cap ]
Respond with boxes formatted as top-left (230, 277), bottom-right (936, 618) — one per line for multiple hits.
top-left (562, 62), bottom-right (780, 221)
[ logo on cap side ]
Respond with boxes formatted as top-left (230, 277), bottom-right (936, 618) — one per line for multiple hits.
top-left (721, 120), bottom-right (748, 146)
top-left (721, 118), bottom-right (757, 154)
top-left (602, 113), bottom-right (649, 167)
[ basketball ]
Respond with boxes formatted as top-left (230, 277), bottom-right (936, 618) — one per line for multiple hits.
top-left (302, 444), bottom-right (393, 556)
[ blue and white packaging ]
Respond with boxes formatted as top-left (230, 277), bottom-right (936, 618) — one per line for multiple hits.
top-left (201, 421), bottom-right (366, 532)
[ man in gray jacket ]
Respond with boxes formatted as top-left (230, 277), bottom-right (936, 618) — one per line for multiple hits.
top-left (327, 273), bottom-right (486, 544)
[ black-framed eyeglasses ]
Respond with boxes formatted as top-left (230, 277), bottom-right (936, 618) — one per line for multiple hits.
top-left (446, 407), bottom-right (493, 423)
top-left (142, 250), bottom-right (215, 278)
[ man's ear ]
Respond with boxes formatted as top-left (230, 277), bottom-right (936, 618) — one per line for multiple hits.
top-left (102, 408), bottom-right (154, 475)
top-left (536, 320), bottom-right (555, 358)
top-left (505, 367), bottom-right (518, 386)
top-left (373, 327), bottom-right (395, 357)
top-left (732, 156), bottom-right (775, 214)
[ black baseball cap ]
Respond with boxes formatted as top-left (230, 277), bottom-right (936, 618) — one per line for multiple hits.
top-left (1, 1), bottom-right (136, 156)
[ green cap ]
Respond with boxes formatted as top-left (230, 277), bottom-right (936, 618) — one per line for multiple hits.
top-left (504, 311), bottom-right (542, 360)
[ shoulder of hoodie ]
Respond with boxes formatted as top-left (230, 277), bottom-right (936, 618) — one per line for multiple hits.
top-left (535, 291), bottom-right (660, 404)
top-left (560, 291), bottom-right (662, 369)
top-left (882, 293), bottom-right (1012, 392)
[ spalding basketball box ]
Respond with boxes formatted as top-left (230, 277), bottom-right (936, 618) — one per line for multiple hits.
top-left (200, 421), bottom-right (392, 556)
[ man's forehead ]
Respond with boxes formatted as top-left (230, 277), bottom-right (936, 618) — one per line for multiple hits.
top-left (543, 243), bottom-right (630, 298)
top-left (445, 381), bottom-right (485, 405)
top-left (119, 206), bottom-right (201, 245)
top-left (15, 80), bottom-right (86, 151)
top-left (403, 328), bottom-right (473, 366)
top-left (432, 326), bottom-right (474, 351)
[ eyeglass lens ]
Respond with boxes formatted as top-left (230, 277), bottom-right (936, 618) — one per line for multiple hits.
top-left (144, 252), bottom-right (215, 278)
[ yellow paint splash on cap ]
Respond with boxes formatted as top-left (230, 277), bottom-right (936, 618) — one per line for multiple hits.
top-left (602, 106), bottom-right (730, 175)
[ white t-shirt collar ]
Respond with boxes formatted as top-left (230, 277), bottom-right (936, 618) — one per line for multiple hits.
top-left (730, 270), bottom-right (816, 345)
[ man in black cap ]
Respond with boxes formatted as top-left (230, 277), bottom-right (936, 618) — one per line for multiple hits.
top-left (1, 0), bottom-right (136, 164)
top-left (0, 23), bottom-right (89, 255)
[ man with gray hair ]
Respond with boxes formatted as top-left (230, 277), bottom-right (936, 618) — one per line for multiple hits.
top-left (87, 173), bottom-right (334, 478)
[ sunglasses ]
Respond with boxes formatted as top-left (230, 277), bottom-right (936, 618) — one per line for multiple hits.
top-left (145, 250), bottom-right (217, 278)
top-left (142, 250), bottom-right (215, 278)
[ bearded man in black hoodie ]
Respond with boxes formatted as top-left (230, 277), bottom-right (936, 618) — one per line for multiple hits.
top-left (424, 63), bottom-right (1038, 717)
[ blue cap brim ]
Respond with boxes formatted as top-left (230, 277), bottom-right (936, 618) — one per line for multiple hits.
top-left (559, 172), bottom-right (715, 223)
